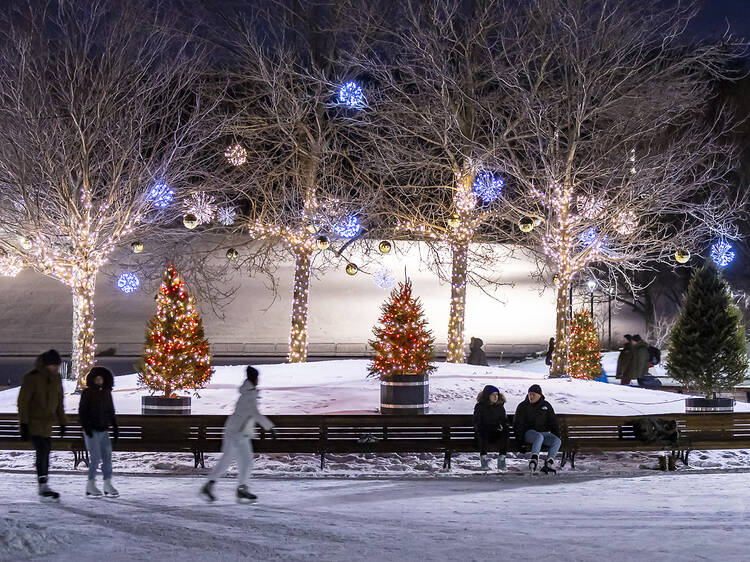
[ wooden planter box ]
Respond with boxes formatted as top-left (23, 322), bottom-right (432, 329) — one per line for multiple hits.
top-left (141, 396), bottom-right (191, 415)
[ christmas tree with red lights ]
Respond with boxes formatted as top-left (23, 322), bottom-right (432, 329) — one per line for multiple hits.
top-left (369, 281), bottom-right (435, 379)
top-left (138, 265), bottom-right (213, 397)
top-left (567, 310), bottom-right (602, 379)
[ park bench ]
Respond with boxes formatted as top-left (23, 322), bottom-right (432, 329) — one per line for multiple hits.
top-left (1, 412), bottom-right (749, 470)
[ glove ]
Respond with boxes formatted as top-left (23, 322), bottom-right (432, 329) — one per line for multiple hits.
top-left (59, 425), bottom-right (66, 439)
top-left (19, 423), bottom-right (29, 441)
top-left (270, 427), bottom-right (277, 440)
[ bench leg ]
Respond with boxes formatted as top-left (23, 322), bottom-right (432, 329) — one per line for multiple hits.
top-left (73, 449), bottom-right (89, 469)
top-left (443, 450), bottom-right (452, 471)
top-left (193, 450), bottom-right (205, 469)
top-left (320, 452), bottom-right (326, 470)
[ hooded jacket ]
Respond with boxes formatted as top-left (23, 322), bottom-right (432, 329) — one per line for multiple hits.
top-left (78, 370), bottom-right (117, 436)
top-left (473, 385), bottom-right (508, 434)
top-left (467, 338), bottom-right (489, 367)
top-left (513, 393), bottom-right (560, 440)
top-left (629, 340), bottom-right (650, 381)
top-left (224, 380), bottom-right (274, 437)
top-left (17, 354), bottom-right (66, 437)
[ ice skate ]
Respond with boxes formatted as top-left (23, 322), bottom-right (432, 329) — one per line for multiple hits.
top-left (479, 455), bottom-right (491, 471)
top-left (103, 479), bottom-right (119, 498)
top-left (86, 479), bottom-right (103, 498)
top-left (236, 484), bottom-right (257, 504)
top-left (540, 458), bottom-right (557, 475)
top-left (200, 480), bottom-right (216, 503)
top-left (39, 479), bottom-right (60, 503)
top-left (528, 454), bottom-right (539, 475)
top-left (496, 454), bottom-right (507, 472)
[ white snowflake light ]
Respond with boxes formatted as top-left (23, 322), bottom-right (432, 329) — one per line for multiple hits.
top-left (711, 240), bottom-right (735, 268)
top-left (472, 172), bottom-right (504, 204)
top-left (613, 210), bottom-right (637, 235)
top-left (184, 192), bottom-right (216, 225)
top-left (224, 144), bottom-right (247, 166)
top-left (333, 215), bottom-right (361, 238)
top-left (0, 254), bottom-right (23, 277)
top-left (579, 227), bottom-right (598, 247)
top-left (217, 207), bottom-right (236, 226)
top-left (372, 267), bottom-right (395, 290)
top-left (148, 181), bottom-right (174, 208)
top-left (338, 81), bottom-right (365, 109)
top-left (577, 196), bottom-right (605, 219)
top-left (116, 272), bottom-right (140, 294)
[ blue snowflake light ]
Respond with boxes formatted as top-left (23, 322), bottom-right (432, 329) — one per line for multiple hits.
top-left (117, 272), bottom-right (140, 294)
top-left (148, 181), bottom-right (174, 208)
top-left (472, 172), bottom-right (504, 204)
top-left (338, 81), bottom-right (365, 109)
top-left (711, 240), bottom-right (735, 268)
top-left (579, 227), bottom-right (598, 247)
top-left (333, 215), bottom-right (362, 238)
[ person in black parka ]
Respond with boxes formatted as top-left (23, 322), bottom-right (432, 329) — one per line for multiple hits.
top-left (514, 384), bottom-right (561, 474)
top-left (78, 366), bottom-right (119, 498)
top-left (473, 385), bottom-right (509, 471)
top-left (467, 338), bottom-right (490, 367)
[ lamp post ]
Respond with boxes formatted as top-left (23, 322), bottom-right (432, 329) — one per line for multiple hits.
top-left (586, 280), bottom-right (596, 318)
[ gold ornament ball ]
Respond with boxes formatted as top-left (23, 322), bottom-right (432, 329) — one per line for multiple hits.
top-left (674, 249), bottom-right (690, 264)
top-left (183, 213), bottom-right (199, 230)
top-left (345, 263), bottom-right (358, 276)
top-left (378, 240), bottom-right (392, 254)
top-left (519, 217), bottom-right (535, 233)
top-left (316, 235), bottom-right (330, 250)
top-left (448, 214), bottom-right (461, 228)
top-left (226, 248), bottom-right (239, 261)
top-left (131, 241), bottom-right (144, 254)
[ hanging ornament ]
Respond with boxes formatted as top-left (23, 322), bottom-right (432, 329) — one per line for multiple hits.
top-left (183, 213), bottom-right (199, 230)
top-left (316, 235), bottom-right (330, 250)
top-left (217, 207), bottom-right (236, 226)
top-left (116, 272), bottom-right (140, 294)
top-left (333, 215), bottom-right (362, 238)
top-left (184, 192), bottom-right (216, 225)
top-left (226, 248), bottom-right (239, 261)
top-left (674, 248), bottom-right (691, 264)
top-left (0, 254), bottom-right (23, 277)
top-left (711, 240), bottom-right (735, 268)
top-left (224, 143), bottom-right (247, 166)
top-left (17, 235), bottom-right (33, 250)
top-left (148, 180), bottom-right (174, 208)
top-left (613, 210), bottom-right (637, 236)
top-left (378, 240), bottom-right (392, 254)
top-left (338, 81), bottom-right (365, 108)
top-left (131, 241), bottom-right (144, 254)
top-left (345, 263), bottom-right (358, 276)
top-left (472, 171), bottom-right (504, 204)
top-left (448, 214), bottom-right (461, 229)
top-left (372, 267), bottom-right (396, 290)
top-left (518, 217), bottom-right (535, 232)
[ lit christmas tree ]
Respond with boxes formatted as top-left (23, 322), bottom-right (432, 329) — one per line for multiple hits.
top-left (567, 310), bottom-right (602, 380)
top-left (138, 265), bottom-right (213, 397)
top-left (369, 281), bottom-right (436, 378)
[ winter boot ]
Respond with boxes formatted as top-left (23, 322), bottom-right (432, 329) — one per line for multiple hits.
top-left (199, 480), bottom-right (216, 503)
top-left (658, 456), bottom-right (668, 471)
top-left (529, 454), bottom-right (539, 474)
top-left (38, 477), bottom-right (60, 502)
top-left (479, 455), bottom-right (491, 471)
top-left (103, 479), bottom-right (119, 498)
top-left (86, 479), bottom-right (103, 499)
top-left (540, 458), bottom-right (557, 475)
top-left (236, 484), bottom-right (257, 504)
top-left (496, 454), bottom-right (507, 472)
top-left (667, 455), bottom-right (677, 472)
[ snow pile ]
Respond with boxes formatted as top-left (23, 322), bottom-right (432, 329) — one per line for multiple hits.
top-left (0, 517), bottom-right (68, 560)
top-left (0, 353), bottom-right (746, 416)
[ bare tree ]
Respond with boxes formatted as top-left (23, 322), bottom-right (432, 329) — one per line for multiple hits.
top-left (0, 1), bottom-right (225, 388)
top-left (484, 0), bottom-right (747, 376)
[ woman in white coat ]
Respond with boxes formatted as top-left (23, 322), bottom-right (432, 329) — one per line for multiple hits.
top-left (200, 366), bottom-right (274, 503)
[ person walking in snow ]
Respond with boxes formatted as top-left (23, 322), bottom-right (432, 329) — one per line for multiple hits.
top-left (514, 384), bottom-right (561, 474)
top-left (629, 335), bottom-right (650, 384)
top-left (544, 337), bottom-right (555, 366)
top-left (200, 366), bottom-right (275, 503)
top-left (78, 367), bottom-right (119, 498)
top-left (615, 334), bottom-right (633, 385)
top-left (467, 337), bottom-right (489, 366)
top-left (473, 385), bottom-right (510, 471)
top-left (17, 349), bottom-right (66, 501)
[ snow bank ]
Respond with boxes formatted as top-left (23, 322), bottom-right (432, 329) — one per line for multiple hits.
top-left (0, 517), bottom-right (68, 560)
top-left (0, 354), bottom-right (746, 416)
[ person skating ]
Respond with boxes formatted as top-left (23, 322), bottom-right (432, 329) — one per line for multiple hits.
top-left (467, 337), bottom-right (489, 367)
top-left (200, 366), bottom-right (274, 503)
top-left (17, 349), bottom-right (66, 502)
top-left (514, 384), bottom-right (561, 475)
top-left (78, 366), bottom-right (119, 498)
top-left (544, 337), bottom-right (555, 367)
top-left (615, 335), bottom-right (633, 385)
top-left (473, 385), bottom-right (510, 471)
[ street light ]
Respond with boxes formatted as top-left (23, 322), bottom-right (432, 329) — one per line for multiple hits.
top-left (586, 280), bottom-right (596, 317)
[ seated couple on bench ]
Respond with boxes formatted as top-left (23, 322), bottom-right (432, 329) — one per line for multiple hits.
top-left (473, 383), bottom-right (561, 474)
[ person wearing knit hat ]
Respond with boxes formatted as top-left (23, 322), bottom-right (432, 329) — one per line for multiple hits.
top-left (17, 349), bottom-right (66, 501)
top-left (473, 385), bottom-right (510, 471)
top-left (513, 384), bottom-right (561, 475)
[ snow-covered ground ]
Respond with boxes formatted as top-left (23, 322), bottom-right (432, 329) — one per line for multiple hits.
top-left (2, 470), bottom-right (750, 561)
top-left (1, 353), bottom-right (742, 416)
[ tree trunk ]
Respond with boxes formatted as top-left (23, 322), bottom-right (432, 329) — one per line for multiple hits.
top-left (446, 239), bottom-right (469, 363)
top-left (288, 246), bottom-right (312, 363)
top-left (72, 273), bottom-right (97, 391)
top-left (550, 281), bottom-right (571, 377)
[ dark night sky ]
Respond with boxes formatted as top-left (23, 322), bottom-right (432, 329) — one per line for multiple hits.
top-left (692, 0), bottom-right (750, 39)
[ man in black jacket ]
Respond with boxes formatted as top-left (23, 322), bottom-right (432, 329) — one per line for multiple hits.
top-left (514, 384), bottom-right (561, 474)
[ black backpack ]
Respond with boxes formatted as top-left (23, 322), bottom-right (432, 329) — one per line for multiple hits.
top-left (648, 346), bottom-right (661, 365)
top-left (631, 417), bottom-right (678, 444)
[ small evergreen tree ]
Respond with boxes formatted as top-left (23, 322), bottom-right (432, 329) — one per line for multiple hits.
top-left (369, 281), bottom-right (436, 379)
top-left (567, 310), bottom-right (602, 380)
top-left (138, 265), bottom-right (213, 397)
top-left (667, 265), bottom-right (748, 398)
